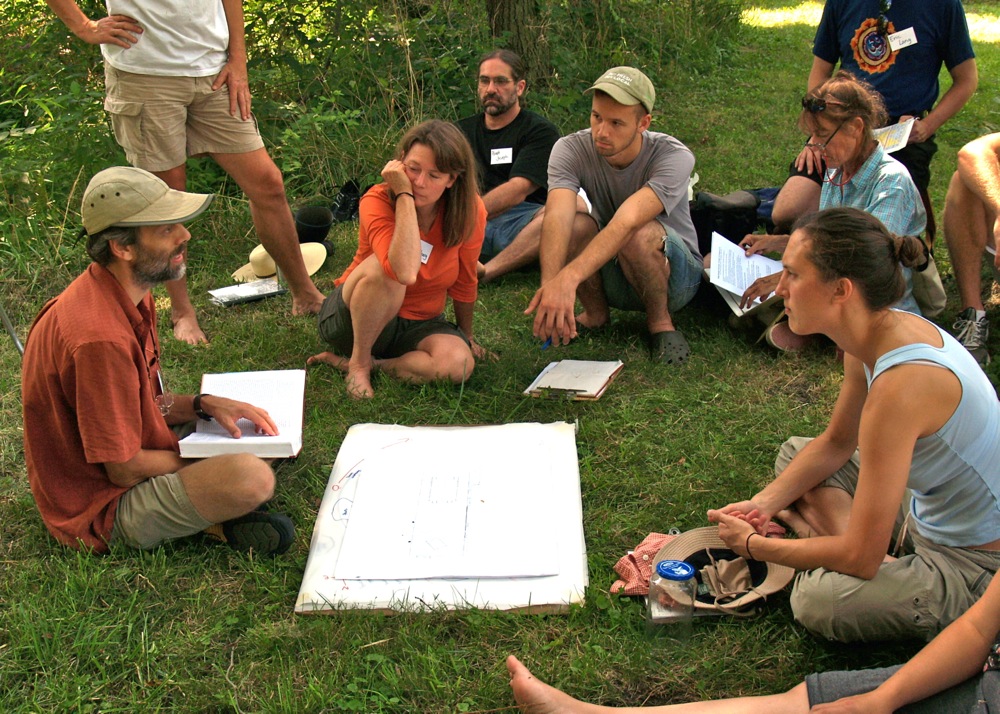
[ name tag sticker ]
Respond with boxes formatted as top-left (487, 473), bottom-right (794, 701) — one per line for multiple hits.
top-left (490, 147), bottom-right (513, 165)
top-left (420, 239), bottom-right (433, 264)
top-left (889, 27), bottom-right (917, 52)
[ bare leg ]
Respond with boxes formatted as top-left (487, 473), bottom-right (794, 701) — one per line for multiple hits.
top-left (338, 254), bottom-right (405, 398)
top-left (481, 209), bottom-right (545, 283)
top-left (771, 175), bottom-right (820, 234)
top-left (562, 213), bottom-right (606, 329)
top-left (944, 170), bottom-right (993, 311)
top-left (153, 165), bottom-right (209, 345)
top-left (782, 486), bottom-right (855, 539)
top-left (212, 149), bottom-right (326, 316)
top-left (378, 333), bottom-right (475, 384)
top-left (178, 452), bottom-right (275, 522)
top-left (616, 223), bottom-right (675, 334)
top-left (507, 656), bottom-right (811, 714)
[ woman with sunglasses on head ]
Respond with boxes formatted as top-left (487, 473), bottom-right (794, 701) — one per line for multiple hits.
top-left (308, 120), bottom-right (489, 399)
top-left (738, 71), bottom-right (926, 350)
top-left (708, 207), bottom-right (1000, 644)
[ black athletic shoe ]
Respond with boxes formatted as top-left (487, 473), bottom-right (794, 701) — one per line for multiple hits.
top-left (207, 510), bottom-right (295, 556)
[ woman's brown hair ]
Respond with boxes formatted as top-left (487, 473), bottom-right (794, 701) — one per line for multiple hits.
top-left (395, 120), bottom-right (479, 248)
top-left (793, 207), bottom-right (928, 311)
top-left (798, 70), bottom-right (887, 167)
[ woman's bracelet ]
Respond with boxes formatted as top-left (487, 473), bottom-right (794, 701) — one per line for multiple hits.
top-left (395, 191), bottom-right (414, 201)
top-left (745, 532), bottom-right (758, 561)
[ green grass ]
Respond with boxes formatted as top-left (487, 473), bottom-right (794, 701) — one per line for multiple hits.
top-left (3, 1), bottom-right (1000, 711)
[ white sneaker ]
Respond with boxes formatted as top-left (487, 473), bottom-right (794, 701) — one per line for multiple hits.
top-left (953, 307), bottom-right (990, 365)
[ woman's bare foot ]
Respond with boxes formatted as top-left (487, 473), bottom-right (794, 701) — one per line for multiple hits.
top-left (507, 656), bottom-right (599, 714)
top-left (172, 314), bottom-right (208, 345)
top-left (344, 366), bottom-right (375, 399)
top-left (308, 352), bottom-right (375, 398)
top-left (575, 311), bottom-right (609, 331)
top-left (775, 508), bottom-right (815, 539)
top-left (307, 352), bottom-right (350, 371)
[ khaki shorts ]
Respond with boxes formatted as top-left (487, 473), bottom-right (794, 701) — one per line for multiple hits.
top-left (104, 65), bottom-right (265, 172)
top-left (110, 472), bottom-right (212, 550)
top-left (777, 436), bottom-right (1000, 642)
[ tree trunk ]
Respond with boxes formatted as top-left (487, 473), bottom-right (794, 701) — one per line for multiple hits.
top-left (485, 0), bottom-right (551, 86)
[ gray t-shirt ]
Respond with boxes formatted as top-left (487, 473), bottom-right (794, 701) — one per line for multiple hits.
top-left (547, 129), bottom-right (700, 260)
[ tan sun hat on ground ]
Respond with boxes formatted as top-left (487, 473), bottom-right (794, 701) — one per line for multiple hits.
top-left (232, 243), bottom-right (328, 282)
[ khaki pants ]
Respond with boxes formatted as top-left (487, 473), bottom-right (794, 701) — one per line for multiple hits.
top-left (778, 436), bottom-right (1000, 642)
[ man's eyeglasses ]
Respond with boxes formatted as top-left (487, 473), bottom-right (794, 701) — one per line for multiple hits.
top-left (801, 96), bottom-right (847, 114)
top-left (145, 344), bottom-right (174, 416)
top-left (478, 75), bottom-right (513, 88)
top-left (877, 0), bottom-right (893, 38)
top-left (805, 121), bottom-right (845, 154)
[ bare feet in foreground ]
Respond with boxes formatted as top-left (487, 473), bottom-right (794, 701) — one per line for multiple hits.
top-left (172, 313), bottom-right (208, 345)
top-left (507, 655), bottom-right (593, 714)
top-left (291, 287), bottom-right (326, 316)
top-left (306, 352), bottom-right (375, 399)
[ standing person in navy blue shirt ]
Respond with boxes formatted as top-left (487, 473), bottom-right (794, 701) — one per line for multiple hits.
top-left (457, 50), bottom-right (561, 283)
top-left (771, 0), bottom-right (977, 241)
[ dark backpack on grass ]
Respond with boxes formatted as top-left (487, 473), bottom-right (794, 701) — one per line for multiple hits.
top-left (690, 189), bottom-right (761, 257)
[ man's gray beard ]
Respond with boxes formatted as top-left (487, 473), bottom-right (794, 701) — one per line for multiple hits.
top-left (134, 261), bottom-right (186, 287)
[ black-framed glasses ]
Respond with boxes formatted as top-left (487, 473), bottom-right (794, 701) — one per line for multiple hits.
top-left (877, 0), bottom-right (893, 37)
top-left (805, 121), bottom-right (845, 154)
top-left (801, 96), bottom-right (847, 114)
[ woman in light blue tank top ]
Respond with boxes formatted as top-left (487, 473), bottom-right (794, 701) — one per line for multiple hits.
top-left (708, 207), bottom-right (1000, 644)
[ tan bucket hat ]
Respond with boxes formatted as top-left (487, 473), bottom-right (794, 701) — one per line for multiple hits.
top-left (653, 526), bottom-right (794, 613)
top-left (232, 243), bottom-right (328, 282)
top-left (82, 166), bottom-right (213, 234)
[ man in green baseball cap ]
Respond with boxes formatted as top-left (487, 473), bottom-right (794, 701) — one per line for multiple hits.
top-left (22, 166), bottom-right (295, 557)
top-left (525, 66), bottom-right (701, 365)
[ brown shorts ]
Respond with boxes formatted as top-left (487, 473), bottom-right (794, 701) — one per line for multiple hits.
top-left (317, 284), bottom-right (469, 359)
top-left (104, 64), bottom-right (265, 172)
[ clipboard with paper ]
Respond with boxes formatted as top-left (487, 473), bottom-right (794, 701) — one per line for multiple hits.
top-left (524, 360), bottom-right (625, 400)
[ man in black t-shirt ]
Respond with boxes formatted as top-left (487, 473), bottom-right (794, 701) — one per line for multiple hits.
top-left (457, 50), bottom-right (560, 283)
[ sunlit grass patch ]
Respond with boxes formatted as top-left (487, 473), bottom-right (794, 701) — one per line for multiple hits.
top-left (743, 2), bottom-right (823, 28)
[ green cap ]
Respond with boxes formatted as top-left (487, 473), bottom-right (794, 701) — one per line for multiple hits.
top-left (586, 66), bottom-right (655, 114)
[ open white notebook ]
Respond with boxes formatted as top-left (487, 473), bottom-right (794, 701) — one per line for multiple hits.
top-left (178, 369), bottom-right (305, 458)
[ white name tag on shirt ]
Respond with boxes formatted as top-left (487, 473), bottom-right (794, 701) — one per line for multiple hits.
top-left (889, 27), bottom-right (917, 52)
top-left (420, 239), bottom-right (433, 264)
top-left (490, 147), bottom-right (513, 165)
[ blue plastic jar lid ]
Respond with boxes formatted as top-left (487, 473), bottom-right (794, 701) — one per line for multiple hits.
top-left (655, 559), bottom-right (696, 580)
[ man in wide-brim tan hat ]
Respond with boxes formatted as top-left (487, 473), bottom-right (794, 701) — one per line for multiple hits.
top-left (22, 166), bottom-right (295, 557)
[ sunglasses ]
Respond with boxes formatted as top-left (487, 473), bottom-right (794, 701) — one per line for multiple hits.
top-left (801, 96), bottom-right (848, 113)
top-left (877, 0), bottom-right (893, 37)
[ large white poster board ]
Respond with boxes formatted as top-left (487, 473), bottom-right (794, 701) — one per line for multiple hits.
top-left (295, 422), bottom-right (588, 614)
